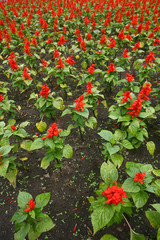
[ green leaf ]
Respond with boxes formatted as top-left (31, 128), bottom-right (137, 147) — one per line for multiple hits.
top-left (151, 204), bottom-right (160, 213)
top-left (122, 178), bottom-right (140, 193)
top-left (63, 144), bottom-right (73, 158)
top-left (100, 162), bottom-right (118, 185)
top-left (19, 121), bottom-right (30, 128)
top-left (20, 140), bottom-right (32, 151)
top-left (36, 121), bottom-right (47, 132)
top-left (75, 108), bottom-right (89, 118)
top-left (53, 97), bottom-right (64, 110)
top-left (36, 214), bottom-right (55, 233)
top-left (81, 60), bottom-right (88, 69)
top-left (145, 210), bottom-right (160, 228)
top-left (6, 169), bottom-right (17, 188)
top-left (8, 119), bottom-right (16, 126)
top-left (14, 223), bottom-right (30, 240)
top-left (85, 116), bottom-right (97, 129)
top-left (0, 160), bottom-right (9, 177)
top-left (0, 145), bottom-right (13, 156)
top-left (132, 191), bottom-right (148, 208)
top-left (157, 228), bottom-right (160, 240)
top-left (98, 130), bottom-right (113, 142)
top-left (106, 143), bottom-right (120, 156)
top-left (122, 140), bottom-right (134, 149)
top-left (146, 141), bottom-right (155, 155)
top-left (153, 170), bottom-right (160, 177)
top-left (11, 210), bottom-right (27, 223)
top-left (61, 108), bottom-right (71, 117)
top-left (17, 192), bottom-right (32, 209)
top-left (111, 154), bottom-right (123, 167)
top-left (130, 229), bottom-right (145, 240)
top-left (118, 115), bottom-right (131, 122)
top-left (128, 121), bottom-right (138, 136)
top-left (30, 138), bottom-right (44, 151)
top-left (35, 193), bottom-right (50, 209)
top-left (116, 67), bottom-right (125, 72)
top-left (59, 124), bottom-right (73, 137)
top-left (91, 204), bottom-right (114, 235)
top-left (41, 157), bottom-right (51, 169)
top-left (100, 234), bottom-right (118, 240)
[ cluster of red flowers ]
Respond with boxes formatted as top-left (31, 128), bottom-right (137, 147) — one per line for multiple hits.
top-left (22, 68), bottom-right (32, 81)
top-left (55, 57), bottom-right (64, 69)
top-left (0, 153), bottom-right (2, 165)
top-left (120, 91), bottom-right (132, 104)
top-left (88, 64), bottom-right (95, 74)
top-left (11, 126), bottom-right (16, 132)
top-left (144, 52), bottom-right (155, 67)
top-left (42, 60), bottom-right (49, 70)
top-left (40, 84), bottom-right (50, 99)
top-left (138, 83), bottom-right (151, 101)
top-left (75, 95), bottom-right (86, 112)
top-left (134, 172), bottom-right (146, 184)
top-left (23, 38), bottom-right (32, 55)
top-left (57, 35), bottom-right (67, 46)
top-left (123, 49), bottom-right (129, 61)
top-left (107, 63), bottom-right (116, 74)
top-left (101, 180), bottom-right (127, 205)
top-left (126, 73), bottom-right (134, 82)
top-left (8, 52), bottom-right (19, 71)
top-left (86, 82), bottom-right (93, 95)
top-left (42, 123), bottom-right (62, 140)
top-left (24, 198), bottom-right (36, 212)
top-left (0, 94), bottom-right (4, 102)
top-left (65, 55), bottom-right (76, 66)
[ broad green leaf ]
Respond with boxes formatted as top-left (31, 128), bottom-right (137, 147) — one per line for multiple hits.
top-left (145, 210), bottom-right (160, 228)
top-left (11, 210), bottom-right (27, 223)
top-left (100, 234), bottom-right (118, 240)
top-left (122, 140), bottom-right (134, 149)
top-left (153, 170), bottom-right (160, 177)
top-left (41, 157), bottom-right (50, 169)
top-left (157, 228), bottom-right (160, 240)
top-left (20, 140), bottom-right (32, 151)
top-left (111, 154), bottom-right (123, 167)
top-left (91, 204), bottom-right (114, 235)
top-left (123, 178), bottom-right (140, 192)
top-left (14, 223), bottom-right (30, 240)
top-left (116, 67), bottom-right (125, 72)
top-left (36, 214), bottom-right (55, 233)
top-left (128, 121), bottom-right (138, 136)
top-left (61, 108), bottom-right (71, 117)
top-left (114, 129), bottom-right (127, 141)
top-left (146, 141), bottom-right (155, 155)
top-left (132, 191), bottom-right (148, 208)
top-left (85, 116), bottom-right (97, 129)
top-left (151, 204), bottom-right (160, 213)
top-left (35, 193), bottom-right (50, 209)
top-left (75, 108), bottom-right (89, 118)
top-left (53, 97), bottom-right (64, 110)
top-left (100, 162), bottom-right (118, 185)
top-left (6, 169), bottom-right (17, 188)
top-left (106, 143), bottom-right (120, 156)
top-left (130, 229), bottom-right (145, 240)
top-left (59, 124), bottom-right (73, 137)
top-left (98, 130), bottom-right (113, 142)
top-left (0, 160), bottom-right (9, 177)
top-left (17, 192), bottom-right (32, 209)
top-left (30, 138), bottom-right (44, 151)
top-left (0, 145), bottom-right (13, 156)
top-left (81, 60), bottom-right (88, 69)
top-left (8, 119), bottom-right (16, 126)
top-left (36, 121), bottom-right (47, 132)
top-left (118, 115), bottom-right (131, 122)
top-left (44, 138), bottom-right (55, 150)
top-left (63, 144), bottom-right (73, 158)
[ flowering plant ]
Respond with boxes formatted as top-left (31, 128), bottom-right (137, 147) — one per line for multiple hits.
top-left (11, 191), bottom-right (55, 240)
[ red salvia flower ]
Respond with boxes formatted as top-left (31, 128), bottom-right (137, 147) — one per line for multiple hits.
top-left (86, 33), bottom-right (92, 40)
top-left (86, 82), bottom-right (93, 95)
top-left (134, 173), bottom-right (146, 184)
top-left (118, 29), bottom-right (125, 40)
top-left (100, 35), bottom-right (106, 45)
top-left (107, 63), bottom-right (116, 74)
top-left (35, 30), bottom-right (41, 36)
top-left (9, 58), bottom-right (19, 71)
top-left (133, 41), bottom-right (140, 51)
top-left (123, 49), bottom-right (129, 61)
top-left (57, 35), bottom-right (67, 46)
top-left (0, 94), bottom-right (4, 102)
top-left (145, 52), bottom-right (155, 66)
top-left (53, 49), bottom-right (59, 59)
top-left (55, 57), bottom-right (64, 69)
top-left (24, 198), bottom-right (36, 212)
top-left (42, 60), bottom-right (49, 70)
top-left (88, 64), bottom-right (95, 74)
top-left (120, 91), bottom-right (132, 104)
top-left (22, 68), bottom-right (32, 81)
top-left (127, 98), bottom-right (142, 118)
top-left (65, 55), bottom-right (76, 66)
top-left (80, 39), bottom-right (87, 51)
top-left (32, 38), bottom-right (37, 46)
top-left (46, 37), bottom-right (53, 44)
top-left (126, 32), bottom-right (131, 41)
top-left (17, 29), bottom-right (24, 39)
top-left (126, 73), bottom-right (134, 82)
top-left (11, 126), bottom-right (16, 132)
top-left (153, 37), bottom-right (160, 46)
top-left (42, 123), bottom-right (62, 140)
top-left (138, 83), bottom-right (151, 101)
top-left (75, 95), bottom-right (86, 112)
top-left (101, 180), bottom-right (127, 205)
top-left (108, 38), bottom-right (116, 48)
top-left (40, 84), bottom-right (50, 99)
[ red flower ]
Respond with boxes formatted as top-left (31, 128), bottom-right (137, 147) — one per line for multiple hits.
top-left (0, 95), bottom-right (4, 102)
top-left (32, 38), bottom-right (37, 46)
top-left (42, 123), bottom-right (62, 140)
top-left (118, 29), bottom-right (125, 40)
top-left (100, 35), bottom-right (106, 45)
top-left (17, 30), bottom-right (24, 39)
top-left (55, 57), bottom-right (64, 69)
top-left (75, 28), bottom-right (80, 36)
top-left (53, 49), bottom-right (59, 59)
top-left (133, 41), bottom-right (140, 51)
top-left (65, 55), bottom-right (76, 66)
top-left (96, 50), bottom-right (103, 54)
top-left (138, 83), bottom-right (151, 101)
top-left (127, 98), bottom-right (142, 118)
top-left (42, 60), bottom-right (49, 70)
top-left (35, 30), bottom-right (41, 36)
top-left (86, 82), bottom-right (93, 95)
top-left (123, 49), bottom-right (129, 61)
top-left (40, 84), bottom-right (50, 99)
top-left (153, 37), bottom-right (160, 46)
top-left (134, 173), bottom-right (146, 184)
top-left (80, 39), bottom-right (86, 51)
top-left (147, 31), bottom-right (155, 39)
top-left (145, 52), bottom-right (155, 66)
top-left (107, 63), bottom-right (116, 74)
top-left (101, 180), bottom-right (127, 205)
top-left (86, 33), bottom-right (92, 40)
top-left (88, 64), bottom-right (95, 74)
top-left (126, 73), bottom-right (134, 82)
top-left (126, 32), bottom-right (131, 41)
top-left (63, 26), bottom-right (67, 33)
top-left (24, 198), bottom-right (36, 212)
top-left (11, 126), bottom-right (16, 132)
top-left (46, 37), bottom-right (53, 44)
top-left (9, 59), bottom-right (19, 71)
top-left (75, 95), bottom-right (86, 112)
top-left (57, 35), bottom-right (67, 46)
top-left (108, 38), bottom-right (116, 48)
top-left (22, 68), bottom-right (32, 81)
top-left (120, 91), bottom-right (132, 104)
top-left (84, 16), bottom-right (89, 26)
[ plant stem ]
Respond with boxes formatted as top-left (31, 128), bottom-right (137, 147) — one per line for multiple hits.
top-left (78, 126), bottom-right (84, 142)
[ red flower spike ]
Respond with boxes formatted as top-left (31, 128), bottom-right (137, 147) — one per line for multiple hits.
top-left (107, 63), bottom-right (116, 74)
top-left (126, 73), bottom-right (134, 82)
top-left (101, 180), bottom-right (127, 205)
top-left (42, 123), bottom-right (62, 140)
top-left (75, 95), bottom-right (86, 112)
top-left (88, 64), bottom-right (95, 75)
top-left (11, 126), bottom-right (16, 132)
top-left (40, 84), bottom-right (50, 99)
top-left (120, 91), bottom-right (132, 104)
top-left (86, 82), bottom-right (93, 95)
top-left (134, 173), bottom-right (146, 184)
top-left (24, 198), bottom-right (35, 212)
